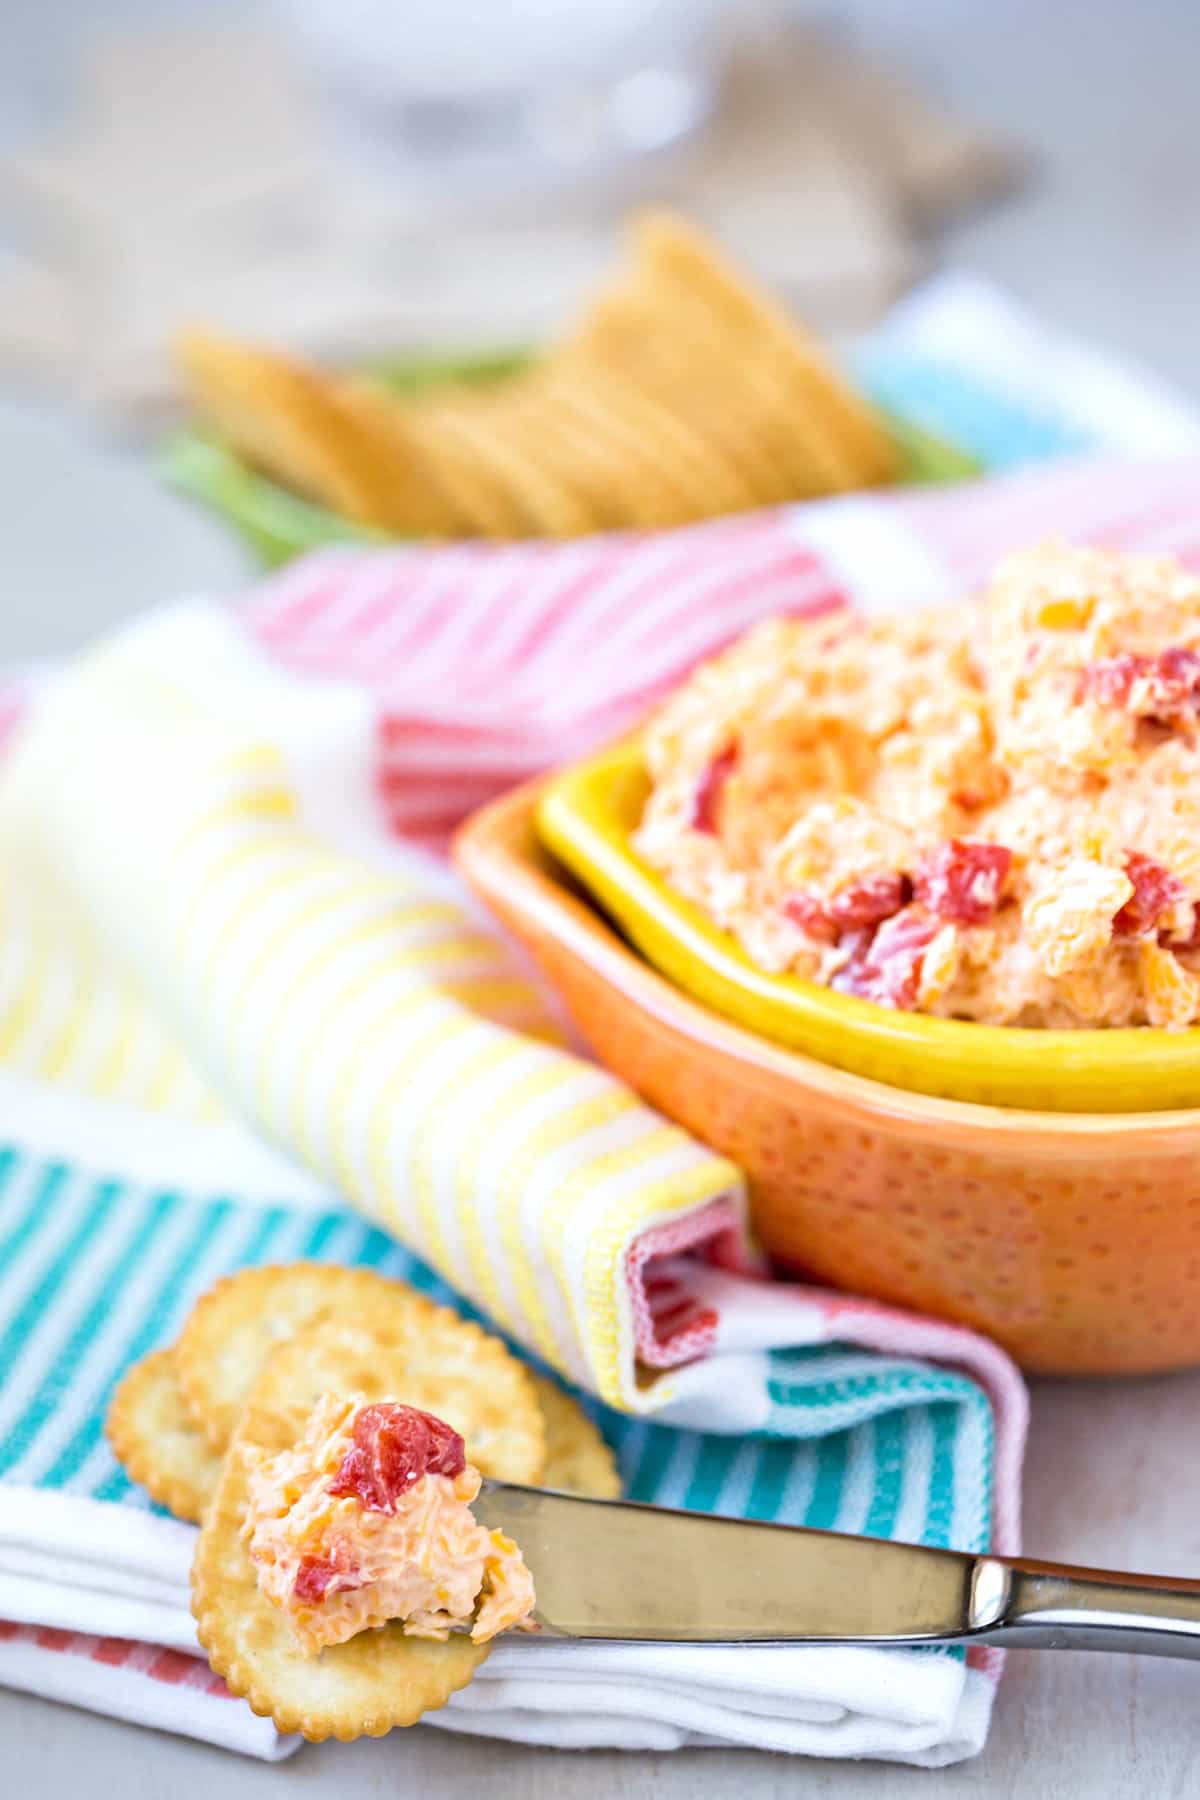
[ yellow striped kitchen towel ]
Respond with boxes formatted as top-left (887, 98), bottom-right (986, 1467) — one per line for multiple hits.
top-left (0, 599), bottom-right (743, 1410)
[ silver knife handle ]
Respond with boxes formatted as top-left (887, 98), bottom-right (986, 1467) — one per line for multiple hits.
top-left (973, 1555), bottom-right (1200, 1658)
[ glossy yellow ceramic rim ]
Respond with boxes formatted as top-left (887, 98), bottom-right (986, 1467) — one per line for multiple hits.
top-left (536, 737), bottom-right (1200, 1112)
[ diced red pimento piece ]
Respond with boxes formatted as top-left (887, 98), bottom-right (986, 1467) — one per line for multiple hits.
top-left (1079, 654), bottom-right (1143, 708)
top-left (784, 873), bottom-right (911, 945)
top-left (830, 872), bottom-right (913, 932)
top-left (328, 1403), bottom-right (466, 1515)
top-left (832, 910), bottom-right (941, 1010)
top-left (690, 744), bottom-right (738, 835)
top-left (782, 892), bottom-right (839, 944)
top-left (1155, 646), bottom-right (1200, 704)
top-left (1112, 851), bottom-right (1186, 938)
top-left (1167, 913), bottom-right (1200, 951)
top-left (913, 840), bottom-right (1013, 926)
top-left (1079, 647), bottom-right (1200, 730)
top-left (294, 1553), bottom-right (358, 1605)
top-left (1163, 892), bottom-right (1200, 949)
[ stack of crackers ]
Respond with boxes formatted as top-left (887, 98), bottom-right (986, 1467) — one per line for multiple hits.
top-left (107, 1262), bottom-right (620, 1740)
top-left (177, 212), bottom-right (900, 542)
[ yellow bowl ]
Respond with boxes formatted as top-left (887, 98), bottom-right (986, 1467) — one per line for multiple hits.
top-left (536, 736), bottom-right (1200, 1113)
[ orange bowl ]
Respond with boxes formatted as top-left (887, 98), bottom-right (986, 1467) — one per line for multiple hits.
top-left (455, 778), bottom-right (1200, 1377)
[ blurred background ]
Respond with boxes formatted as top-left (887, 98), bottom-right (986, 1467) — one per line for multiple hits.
top-left (1, 0), bottom-right (1198, 654)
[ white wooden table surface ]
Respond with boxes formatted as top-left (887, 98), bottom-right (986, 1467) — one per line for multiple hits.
top-left (4, 1), bottom-right (1200, 1794)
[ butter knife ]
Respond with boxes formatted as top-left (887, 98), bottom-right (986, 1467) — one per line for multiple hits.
top-left (473, 1483), bottom-right (1200, 1657)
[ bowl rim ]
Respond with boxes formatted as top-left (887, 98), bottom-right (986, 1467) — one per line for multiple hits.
top-left (532, 735), bottom-right (1200, 1115)
top-left (454, 774), bottom-right (1200, 1138)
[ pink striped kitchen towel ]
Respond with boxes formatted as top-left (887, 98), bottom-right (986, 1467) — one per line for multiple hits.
top-left (242, 453), bottom-right (1200, 849)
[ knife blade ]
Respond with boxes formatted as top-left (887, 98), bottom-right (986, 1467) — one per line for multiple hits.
top-left (473, 1482), bottom-right (1200, 1658)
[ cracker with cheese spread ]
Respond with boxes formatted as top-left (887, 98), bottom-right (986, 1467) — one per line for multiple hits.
top-left (192, 1317), bottom-right (544, 1738)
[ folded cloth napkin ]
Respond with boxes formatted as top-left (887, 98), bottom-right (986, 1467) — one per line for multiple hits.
top-left (0, 279), bottom-right (1197, 1766)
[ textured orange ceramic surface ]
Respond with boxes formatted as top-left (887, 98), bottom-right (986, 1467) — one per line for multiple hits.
top-left (455, 780), bottom-right (1200, 1377)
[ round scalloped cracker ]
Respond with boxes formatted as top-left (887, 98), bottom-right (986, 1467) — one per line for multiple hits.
top-left (192, 1415), bottom-right (487, 1740)
top-left (571, 287), bottom-right (799, 508)
top-left (499, 368), bottom-right (653, 531)
top-left (244, 1316), bottom-right (544, 1482)
top-left (584, 272), bottom-right (836, 503)
top-left (406, 400), bottom-right (533, 539)
top-left (631, 273), bottom-right (841, 502)
top-left (563, 353), bottom-right (759, 522)
top-left (631, 210), bottom-right (900, 490)
top-left (325, 376), bottom-right (468, 535)
top-left (533, 1374), bottom-right (622, 1500)
top-left (539, 357), bottom-right (747, 529)
top-left (175, 1264), bottom-right (543, 1481)
top-left (176, 1264), bottom-right (398, 1450)
top-left (191, 1313), bottom-right (546, 1739)
top-left (107, 1348), bottom-right (224, 1525)
top-left (442, 387), bottom-right (598, 540)
top-left (175, 329), bottom-right (436, 531)
top-left (622, 285), bottom-right (832, 505)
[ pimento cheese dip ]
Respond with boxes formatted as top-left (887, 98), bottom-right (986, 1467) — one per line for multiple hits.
top-left (634, 542), bottom-right (1200, 1029)
top-left (243, 1394), bottom-right (535, 1654)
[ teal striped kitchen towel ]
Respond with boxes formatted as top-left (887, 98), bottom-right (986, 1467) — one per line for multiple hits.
top-left (0, 1138), bottom-right (997, 1556)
